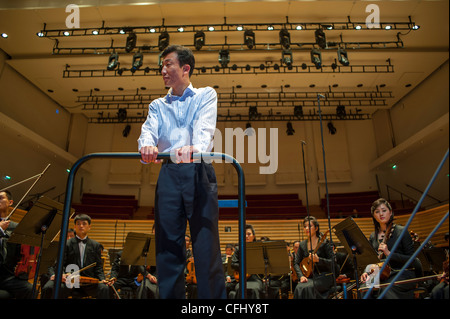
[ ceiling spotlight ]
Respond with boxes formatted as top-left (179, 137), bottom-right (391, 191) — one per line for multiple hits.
top-left (385, 25), bottom-right (392, 30)
top-left (125, 32), bottom-right (137, 52)
top-left (310, 49), bottom-right (322, 69)
top-left (158, 31), bottom-right (170, 51)
top-left (315, 29), bottom-right (327, 49)
top-left (294, 105), bottom-right (303, 119)
top-left (244, 29), bottom-right (255, 49)
top-left (337, 48), bottom-right (350, 66)
top-left (36, 32), bottom-right (44, 37)
top-left (208, 26), bottom-right (215, 32)
top-left (249, 106), bottom-right (258, 120)
top-left (267, 25), bottom-right (274, 31)
top-left (122, 124), bottom-right (131, 137)
top-left (286, 122), bottom-right (295, 136)
top-left (336, 105), bottom-right (346, 119)
top-left (279, 29), bottom-right (291, 49)
top-left (282, 49), bottom-right (293, 69)
top-left (107, 52), bottom-right (119, 71)
top-left (131, 52), bottom-right (143, 73)
top-left (355, 25), bottom-right (362, 30)
top-left (296, 25), bottom-right (303, 30)
top-left (177, 27), bottom-right (184, 32)
top-left (117, 108), bottom-right (127, 122)
top-left (412, 24), bottom-right (420, 30)
top-left (1, 33), bottom-right (8, 38)
top-left (63, 31), bottom-right (70, 36)
top-left (327, 122), bottom-right (337, 135)
top-left (219, 49), bottom-right (230, 68)
top-left (92, 30), bottom-right (99, 35)
top-left (236, 26), bottom-right (244, 31)
top-left (194, 31), bottom-right (205, 50)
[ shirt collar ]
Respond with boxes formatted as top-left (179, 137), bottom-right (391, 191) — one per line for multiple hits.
top-left (165, 83), bottom-right (195, 103)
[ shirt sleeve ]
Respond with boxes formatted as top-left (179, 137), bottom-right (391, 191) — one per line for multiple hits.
top-left (137, 101), bottom-right (159, 151)
top-left (192, 87), bottom-right (217, 153)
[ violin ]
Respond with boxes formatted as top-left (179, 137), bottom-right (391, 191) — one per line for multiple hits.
top-left (186, 260), bottom-right (197, 284)
top-left (363, 223), bottom-right (394, 284)
top-left (15, 244), bottom-right (40, 280)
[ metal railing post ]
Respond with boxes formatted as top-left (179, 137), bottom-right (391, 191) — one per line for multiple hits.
top-left (53, 152), bottom-right (247, 299)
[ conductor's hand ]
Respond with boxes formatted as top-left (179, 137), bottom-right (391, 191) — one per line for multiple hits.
top-left (140, 146), bottom-right (161, 163)
top-left (175, 145), bottom-right (199, 163)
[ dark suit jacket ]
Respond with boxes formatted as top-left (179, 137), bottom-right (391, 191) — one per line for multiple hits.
top-left (49, 237), bottom-right (105, 280)
top-left (0, 221), bottom-right (21, 278)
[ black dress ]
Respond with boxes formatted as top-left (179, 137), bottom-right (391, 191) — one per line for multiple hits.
top-left (365, 224), bottom-right (417, 299)
top-left (293, 237), bottom-right (337, 299)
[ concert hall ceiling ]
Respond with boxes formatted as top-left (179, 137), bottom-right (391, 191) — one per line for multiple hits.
top-left (0, 0), bottom-right (448, 123)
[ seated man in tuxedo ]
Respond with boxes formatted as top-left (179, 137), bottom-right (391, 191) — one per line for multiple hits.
top-left (41, 214), bottom-right (110, 299)
top-left (0, 190), bottom-right (33, 299)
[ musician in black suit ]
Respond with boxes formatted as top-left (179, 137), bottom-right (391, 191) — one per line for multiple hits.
top-left (41, 214), bottom-right (110, 299)
top-left (108, 250), bottom-right (158, 299)
top-left (0, 190), bottom-right (33, 299)
top-left (293, 216), bottom-right (336, 299)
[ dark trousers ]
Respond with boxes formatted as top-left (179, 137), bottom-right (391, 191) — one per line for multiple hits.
top-left (154, 161), bottom-right (226, 299)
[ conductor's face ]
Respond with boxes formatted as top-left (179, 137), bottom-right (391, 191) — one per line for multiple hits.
top-left (161, 51), bottom-right (190, 90)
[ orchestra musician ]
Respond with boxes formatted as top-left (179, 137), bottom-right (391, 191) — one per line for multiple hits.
top-left (41, 214), bottom-right (110, 299)
top-left (222, 243), bottom-right (237, 297)
top-left (108, 250), bottom-right (158, 299)
top-left (430, 232), bottom-right (449, 299)
top-left (360, 198), bottom-right (418, 299)
top-left (138, 44), bottom-right (226, 299)
top-left (0, 190), bottom-right (33, 299)
top-left (293, 216), bottom-right (336, 299)
top-left (230, 224), bottom-right (264, 299)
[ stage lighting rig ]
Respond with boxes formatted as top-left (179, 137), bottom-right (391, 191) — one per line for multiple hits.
top-left (125, 32), bottom-right (137, 52)
top-left (194, 31), bottom-right (205, 50)
top-left (244, 29), bottom-right (255, 49)
top-left (338, 48), bottom-right (350, 66)
top-left (107, 52), bottom-right (119, 70)
top-left (131, 52), bottom-right (143, 73)
top-left (310, 49), bottom-right (322, 69)
top-left (315, 29), bottom-right (327, 49)
top-left (219, 49), bottom-right (230, 68)
top-left (279, 29), bottom-right (291, 49)
top-left (158, 31), bottom-right (170, 51)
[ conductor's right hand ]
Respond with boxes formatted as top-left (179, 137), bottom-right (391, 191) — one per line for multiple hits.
top-left (140, 146), bottom-right (161, 163)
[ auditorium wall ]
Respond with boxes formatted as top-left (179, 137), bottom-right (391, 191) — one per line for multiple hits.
top-left (0, 49), bottom-right (448, 209)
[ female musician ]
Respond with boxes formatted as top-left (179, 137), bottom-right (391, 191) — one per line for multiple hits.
top-left (293, 216), bottom-right (336, 299)
top-left (230, 224), bottom-right (264, 299)
top-left (360, 198), bottom-right (417, 299)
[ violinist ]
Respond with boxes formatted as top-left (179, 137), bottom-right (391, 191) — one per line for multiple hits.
top-left (360, 198), bottom-right (417, 299)
top-left (108, 250), bottom-right (158, 299)
top-left (430, 232), bottom-right (449, 299)
top-left (0, 190), bottom-right (33, 298)
top-left (41, 214), bottom-right (110, 299)
top-left (293, 216), bottom-right (336, 299)
top-left (222, 243), bottom-right (237, 297)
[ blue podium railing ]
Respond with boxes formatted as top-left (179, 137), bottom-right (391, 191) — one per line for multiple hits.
top-left (53, 152), bottom-right (247, 299)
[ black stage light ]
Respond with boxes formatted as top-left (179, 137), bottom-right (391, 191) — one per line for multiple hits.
top-left (117, 108), bottom-right (127, 122)
top-left (279, 29), bottom-right (291, 49)
top-left (158, 31), bottom-right (170, 51)
top-left (294, 105), bottom-right (303, 119)
top-left (194, 31), bottom-right (205, 50)
top-left (219, 49), bottom-right (230, 68)
top-left (282, 49), bottom-right (293, 68)
top-left (244, 29), bottom-right (255, 49)
top-left (122, 124), bottom-right (131, 137)
top-left (107, 52), bottom-right (119, 70)
top-left (315, 29), bottom-right (327, 49)
top-left (327, 122), bottom-right (337, 135)
top-left (131, 52), bottom-right (143, 73)
top-left (125, 32), bottom-right (137, 52)
top-left (310, 49), bottom-right (322, 69)
top-left (248, 106), bottom-right (258, 120)
top-left (286, 122), bottom-right (295, 135)
top-left (336, 105), bottom-right (346, 119)
top-left (338, 48), bottom-right (350, 66)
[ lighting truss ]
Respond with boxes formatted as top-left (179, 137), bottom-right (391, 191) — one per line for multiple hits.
top-left (63, 61), bottom-right (394, 78)
top-left (51, 35), bottom-right (404, 55)
top-left (88, 112), bottom-right (372, 124)
top-left (38, 16), bottom-right (419, 38)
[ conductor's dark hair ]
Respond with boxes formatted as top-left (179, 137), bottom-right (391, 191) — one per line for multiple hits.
top-left (161, 45), bottom-right (195, 77)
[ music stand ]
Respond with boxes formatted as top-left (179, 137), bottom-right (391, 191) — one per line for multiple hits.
top-left (121, 232), bottom-right (156, 268)
top-left (246, 240), bottom-right (290, 298)
top-left (333, 217), bottom-right (379, 298)
top-left (8, 196), bottom-right (70, 298)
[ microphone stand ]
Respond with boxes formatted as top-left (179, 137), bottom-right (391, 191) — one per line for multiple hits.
top-left (316, 94), bottom-right (338, 295)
